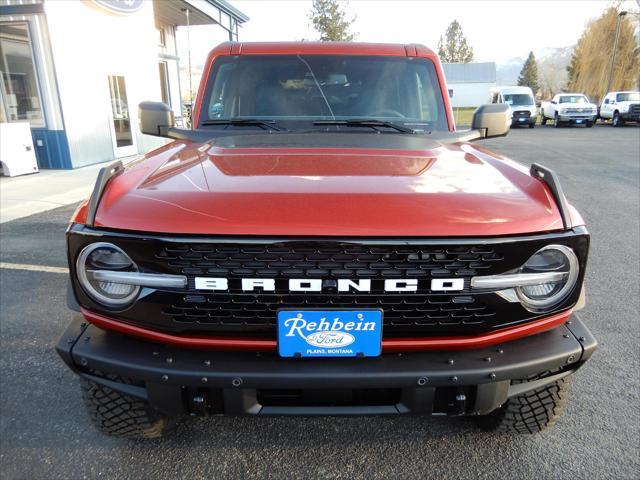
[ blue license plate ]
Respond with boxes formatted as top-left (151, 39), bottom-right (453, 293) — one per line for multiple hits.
top-left (277, 310), bottom-right (382, 358)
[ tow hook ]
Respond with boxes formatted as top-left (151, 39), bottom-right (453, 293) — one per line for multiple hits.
top-left (454, 393), bottom-right (467, 415)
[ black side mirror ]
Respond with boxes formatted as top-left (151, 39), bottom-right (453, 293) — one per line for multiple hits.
top-left (551, 100), bottom-right (557, 104)
top-left (139, 101), bottom-right (174, 137)
top-left (471, 103), bottom-right (510, 138)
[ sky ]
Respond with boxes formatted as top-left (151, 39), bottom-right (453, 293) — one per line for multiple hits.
top-left (178, 0), bottom-right (638, 67)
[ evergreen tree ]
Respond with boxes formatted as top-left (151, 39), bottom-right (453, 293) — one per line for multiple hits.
top-left (437, 20), bottom-right (474, 63)
top-left (518, 51), bottom-right (540, 95)
top-left (308, 0), bottom-right (357, 42)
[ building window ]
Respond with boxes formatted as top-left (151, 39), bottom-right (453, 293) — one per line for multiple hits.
top-left (108, 75), bottom-right (133, 148)
top-left (158, 61), bottom-right (170, 106)
top-left (0, 22), bottom-right (45, 127)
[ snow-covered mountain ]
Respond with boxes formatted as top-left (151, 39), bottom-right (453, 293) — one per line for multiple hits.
top-left (497, 46), bottom-right (574, 94)
top-left (496, 57), bottom-right (525, 86)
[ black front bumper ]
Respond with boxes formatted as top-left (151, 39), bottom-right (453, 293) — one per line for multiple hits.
top-left (511, 116), bottom-right (536, 126)
top-left (621, 112), bottom-right (640, 121)
top-left (56, 314), bottom-right (596, 417)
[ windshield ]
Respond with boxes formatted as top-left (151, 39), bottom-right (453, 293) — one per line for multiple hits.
top-left (200, 55), bottom-right (448, 131)
top-left (502, 93), bottom-right (534, 106)
top-left (559, 95), bottom-right (588, 104)
top-left (616, 92), bottom-right (640, 102)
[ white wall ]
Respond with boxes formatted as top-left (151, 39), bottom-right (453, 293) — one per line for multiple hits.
top-left (448, 82), bottom-right (496, 108)
top-left (158, 25), bottom-right (183, 122)
top-left (22, 14), bottom-right (64, 131)
top-left (44, 0), bottom-right (166, 167)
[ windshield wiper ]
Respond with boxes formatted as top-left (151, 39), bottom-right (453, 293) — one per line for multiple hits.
top-left (313, 119), bottom-right (415, 134)
top-left (200, 118), bottom-right (284, 131)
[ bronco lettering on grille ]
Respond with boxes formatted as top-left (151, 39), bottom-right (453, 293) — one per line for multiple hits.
top-left (193, 277), bottom-right (465, 292)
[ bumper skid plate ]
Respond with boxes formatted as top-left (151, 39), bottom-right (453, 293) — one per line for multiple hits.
top-left (57, 314), bottom-right (596, 416)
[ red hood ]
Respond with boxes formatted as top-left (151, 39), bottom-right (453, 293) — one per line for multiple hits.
top-left (94, 139), bottom-right (565, 236)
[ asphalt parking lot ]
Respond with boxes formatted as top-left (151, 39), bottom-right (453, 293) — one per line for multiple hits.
top-left (1, 124), bottom-right (638, 479)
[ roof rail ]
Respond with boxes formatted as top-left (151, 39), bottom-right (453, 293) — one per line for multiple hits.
top-left (530, 163), bottom-right (572, 230)
top-left (86, 160), bottom-right (124, 227)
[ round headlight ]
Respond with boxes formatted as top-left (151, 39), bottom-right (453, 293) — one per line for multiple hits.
top-left (516, 245), bottom-right (579, 312)
top-left (76, 242), bottom-right (139, 307)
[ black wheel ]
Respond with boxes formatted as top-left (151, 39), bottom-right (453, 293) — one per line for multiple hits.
top-left (540, 112), bottom-right (547, 125)
top-left (553, 114), bottom-right (561, 128)
top-left (528, 122), bottom-right (535, 129)
top-left (586, 121), bottom-right (594, 128)
top-left (476, 375), bottom-right (571, 434)
top-left (81, 376), bottom-right (177, 438)
top-left (612, 111), bottom-right (623, 127)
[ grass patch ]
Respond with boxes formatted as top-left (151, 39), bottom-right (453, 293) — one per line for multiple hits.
top-left (452, 107), bottom-right (476, 126)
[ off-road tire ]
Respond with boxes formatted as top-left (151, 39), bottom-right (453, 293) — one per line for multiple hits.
top-left (81, 376), bottom-right (176, 438)
top-left (476, 375), bottom-right (571, 434)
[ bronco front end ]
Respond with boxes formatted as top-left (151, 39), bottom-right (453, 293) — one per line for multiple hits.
top-left (57, 42), bottom-right (596, 438)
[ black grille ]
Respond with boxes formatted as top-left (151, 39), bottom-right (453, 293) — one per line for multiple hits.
top-left (513, 110), bottom-right (531, 118)
top-left (155, 243), bottom-right (502, 335)
top-left (67, 227), bottom-right (590, 340)
top-left (157, 244), bottom-right (502, 279)
top-left (163, 293), bottom-right (495, 329)
top-left (630, 104), bottom-right (640, 114)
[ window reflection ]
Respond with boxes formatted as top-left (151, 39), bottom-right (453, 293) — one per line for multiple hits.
top-left (108, 75), bottom-right (133, 148)
top-left (0, 22), bottom-right (45, 127)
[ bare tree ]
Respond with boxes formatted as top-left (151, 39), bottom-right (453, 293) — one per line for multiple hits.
top-left (567, 7), bottom-right (639, 98)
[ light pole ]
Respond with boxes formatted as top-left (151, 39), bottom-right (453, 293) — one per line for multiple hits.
top-left (605, 10), bottom-right (628, 95)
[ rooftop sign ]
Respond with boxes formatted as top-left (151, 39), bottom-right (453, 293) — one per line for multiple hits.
top-left (91, 0), bottom-right (144, 15)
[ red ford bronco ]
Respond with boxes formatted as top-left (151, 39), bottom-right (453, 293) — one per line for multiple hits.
top-left (57, 42), bottom-right (596, 438)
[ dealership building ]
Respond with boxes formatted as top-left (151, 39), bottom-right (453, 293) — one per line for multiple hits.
top-left (443, 62), bottom-right (497, 108)
top-left (0, 0), bottom-right (248, 170)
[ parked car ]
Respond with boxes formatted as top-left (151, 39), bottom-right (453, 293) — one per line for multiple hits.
top-left (540, 93), bottom-right (597, 127)
top-left (57, 42), bottom-right (595, 438)
top-left (599, 91), bottom-right (640, 127)
top-left (490, 86), bottom-right (537, 128)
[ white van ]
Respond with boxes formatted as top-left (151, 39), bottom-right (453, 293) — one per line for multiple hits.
top-left (490, 86), bottom-right (537, 128)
